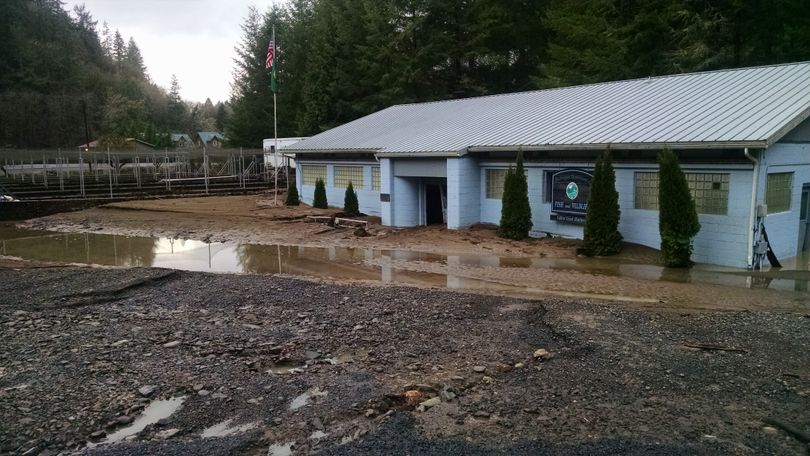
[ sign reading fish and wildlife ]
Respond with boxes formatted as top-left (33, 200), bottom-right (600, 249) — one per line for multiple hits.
top-left (551, 169), bottom-right (592, 224)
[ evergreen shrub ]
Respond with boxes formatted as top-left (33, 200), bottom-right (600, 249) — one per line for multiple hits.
top-left (658, 148), bottom-right (700, 267)
top-left (313, 178), bottom-right (328, 208)
top-left (582, 149), bottom-right (622, 256)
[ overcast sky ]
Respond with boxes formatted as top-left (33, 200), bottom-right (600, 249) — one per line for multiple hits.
top-left (65, 0), bottom-right (278, 104)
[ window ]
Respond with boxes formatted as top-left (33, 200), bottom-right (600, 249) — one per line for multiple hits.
top-left (371, 167), bottom-right (380, 191)
top-left (301, 165), bottom-right (326, 185)
top-left (687, 173), bottom-right (729, 215)
top-left (334, 166), bottom-right (364, 189)
top-left (634, 172), bottom-right (730, 215)
top-left (766, 172), bottom-right (793, 213)
top-left (486, 169), bottom-right (507, 199)
top-left (634, 172), bottom-right (659, 210)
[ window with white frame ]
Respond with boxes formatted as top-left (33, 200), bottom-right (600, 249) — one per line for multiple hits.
top-left (766, 172), bottom-right (793, 213)
top-left (301, 164), bottom-right (326, 185)
top-left (486, 169), bottom-right (507, 199)
top-left (334, 166), bottom-right (364, 189)
top-left (371, 167), bottom-right (380, 191)
top-left (634, 172), bottom-right (730, 215)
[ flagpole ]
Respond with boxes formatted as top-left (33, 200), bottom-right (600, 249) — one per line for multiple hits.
top-left (272, 25), bottom-right (279, 204)
top-left (274, 91), bottom-right (278, 203)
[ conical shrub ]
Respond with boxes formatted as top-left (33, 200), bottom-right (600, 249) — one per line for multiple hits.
top-left (498, 150), bottom-right (532, 240)
top-left (658, 148), bottom-right (700, 267)
top-left (344, 181), bottom-right (359, 217)
top-left (582, 148), bottom-right (622, 256)
top-left (285, 181), bottom-right (300, 206)
top-left (313, 178), bottom-right (328, 209)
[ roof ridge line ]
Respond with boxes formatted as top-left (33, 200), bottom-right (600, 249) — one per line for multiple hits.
top-left (389, 61), bottom-right (810, 109)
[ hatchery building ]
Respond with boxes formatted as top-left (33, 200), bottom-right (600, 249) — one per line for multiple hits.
top-left (284, 62), bottom-right (810, 268)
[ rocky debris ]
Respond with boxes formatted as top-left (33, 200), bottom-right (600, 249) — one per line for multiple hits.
top-left (416, 397), bottom-right (441, 412)
top-left (155, 428), bottom-right (180, 439)
top-left (472, 365), bottom-right (486, 373)
top-left (138, 385), bottom-right (158, 397)
top-left (533, 348), bottom-right (553, 361)
top-left (163, 340), bottom-right (181, 348)
top-left (404, 390), bottom-right (423, 407)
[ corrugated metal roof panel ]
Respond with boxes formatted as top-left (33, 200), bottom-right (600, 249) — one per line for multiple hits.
top-left (285, 62), bottom-right (810, 154)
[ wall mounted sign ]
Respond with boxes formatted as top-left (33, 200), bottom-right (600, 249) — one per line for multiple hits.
top-left (550, 169), bottom-right (592, 224)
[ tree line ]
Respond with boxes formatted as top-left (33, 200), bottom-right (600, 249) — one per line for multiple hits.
top-left (0, 0), bottom-right (230, 149)
top-left (227, 0), bottom-right (810, 147)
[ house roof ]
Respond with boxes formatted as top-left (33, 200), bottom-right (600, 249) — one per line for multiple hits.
top-left (77, 138), bottom-right (155, 149)
top-left (197, 131), bottom-right (225, 143)
top-left (171, 133), bottom-right (192, 142)
top-left (286, 62), bottom-right (810, 157)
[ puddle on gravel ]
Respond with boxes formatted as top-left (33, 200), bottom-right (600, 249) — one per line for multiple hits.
top-left (327, 350), bottom-right (369, 365)
top-left (102, 396), bottom-right (186, 444)
top-left (289, 388), bottom-right (327, 411)
top-left (1, 225), bottom-right (809, 303)
top-left (200, 419), bottom-right (260, 438)
top-left (267, 361), bottom-right (306, 375)
top-left (267, 441), bottom-right (295, 456)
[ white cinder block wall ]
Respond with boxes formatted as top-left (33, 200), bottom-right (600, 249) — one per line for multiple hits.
top-left (296, 161), bottom-right (382, 216)
top-left (447, 156), bottom-right (481, 229)
top-left (478, 161), bottom-right (755, 267)
top-left (755, 142), bottom-right (810, 260)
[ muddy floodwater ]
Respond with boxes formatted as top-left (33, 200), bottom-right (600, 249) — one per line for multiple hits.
top-left (1, 224), bottom-right (809, 304)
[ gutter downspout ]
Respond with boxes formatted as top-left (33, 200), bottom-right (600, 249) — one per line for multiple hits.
top-left (744, 147), bottom-right (758, 269)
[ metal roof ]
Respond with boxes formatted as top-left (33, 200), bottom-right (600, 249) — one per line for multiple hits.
top-left (285, 62), bottom-right (810, 156)
top-left (197, 132), bottom-right (226, 143)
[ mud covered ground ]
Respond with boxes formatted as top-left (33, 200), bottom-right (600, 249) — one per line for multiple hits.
top-left (1, 266), bottom-right (809, 455)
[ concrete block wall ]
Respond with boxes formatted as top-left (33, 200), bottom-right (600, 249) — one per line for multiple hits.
top-left (755, 143), bottom-right (810, 260)
top-left (479, 161), bottom-right (754, 267)
top-left (447, 157), bottom-right (480, 229)
top-left (390, 174), bottom-right (420, 227)
top-left (296, 161), bottom-right (381, 216)
top-left (616, 166), bottom-right (753, 268)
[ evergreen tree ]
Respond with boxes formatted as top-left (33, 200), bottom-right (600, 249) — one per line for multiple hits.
top-left (313, 178), bottom-right (328, 208)
top-left (285, 181), bottom-right (300, 206)
top-left (498, 150), bottom-right (532, 240)
top-left (215, 102), bottom-right (229, 131)
top-left (658, 148), bottom-right (701, 267)
top-left (166, 74), bottom-right (186, 131)
top-left (125, 37), bottom-right (146, 76)
top-left (343, 181), bottom-right (359, 216)
top-left (100, 21), bottom-right (112, 57)
top-left (112, 30), bottom-right (126, 65)
top-left (582, 149), bottom-right (622, 256)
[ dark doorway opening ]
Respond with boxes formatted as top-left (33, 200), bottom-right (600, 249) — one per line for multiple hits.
top-left (425, 183), bottom-right (446, 225)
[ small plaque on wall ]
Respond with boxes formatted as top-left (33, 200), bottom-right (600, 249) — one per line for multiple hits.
top-left (380, 193), bottom-right (391, 202)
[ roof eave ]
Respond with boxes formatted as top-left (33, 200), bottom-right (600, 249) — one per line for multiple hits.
top-left (765, 106), bottom-right (810, 146)
top-left (467, 141), bottom-right (768, 152)
top-left (376, 149), bottom-right (467, 158)
top-left (285, 148), bottom-right (382, 154)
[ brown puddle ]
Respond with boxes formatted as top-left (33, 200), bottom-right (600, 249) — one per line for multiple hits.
top-left (1, 225), bottom-right (809, 301)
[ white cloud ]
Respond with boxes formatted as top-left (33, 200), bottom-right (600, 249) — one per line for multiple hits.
top-left (66, 0), bottom-right (279, 103)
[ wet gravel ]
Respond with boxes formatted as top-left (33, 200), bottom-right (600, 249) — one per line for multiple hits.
top-left (0, 266), bottom-right (809, 455)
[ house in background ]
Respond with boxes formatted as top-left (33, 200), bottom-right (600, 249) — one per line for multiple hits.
top-left (171, 133), bottom-right (193, 148)
top-left (285, 62), bottom-right (810, 268)
top-left (196, 131), bottom-right (226, 148)
top-left (77, 138), bottom-right (156, 152)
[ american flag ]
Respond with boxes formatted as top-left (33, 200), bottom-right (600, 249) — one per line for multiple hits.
top-left (265, 38), bottom-right (275, 69)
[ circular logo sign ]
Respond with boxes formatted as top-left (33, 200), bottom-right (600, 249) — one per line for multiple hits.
top-left (565, 182), bottom-right (579, 200)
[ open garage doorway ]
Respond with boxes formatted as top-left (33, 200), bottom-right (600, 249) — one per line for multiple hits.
top-left (424, 180), bottom-right (447, 225)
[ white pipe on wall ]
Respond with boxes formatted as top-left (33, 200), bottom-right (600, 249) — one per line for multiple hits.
top-left (744, 147), bottom-right (759, 269)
